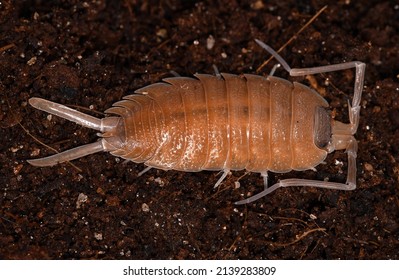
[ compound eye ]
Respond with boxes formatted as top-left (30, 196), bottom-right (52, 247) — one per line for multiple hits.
top-left (314, 106), bottom-right (332, 149)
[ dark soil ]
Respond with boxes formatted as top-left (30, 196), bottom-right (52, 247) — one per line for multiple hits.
top-left (1, 0), bottom-right (398, 259)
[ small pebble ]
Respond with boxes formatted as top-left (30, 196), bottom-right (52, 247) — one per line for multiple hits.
top-left (76, 193), bottom-right (88, 209)
top-left (206, 35), bottom-right (215, 50)
top-left (156, 28), bottom-right (168, 38)
top-left (94, 232), bottom-right (103, 240)
top-left (251, 0), bottom-right (265, 10)
top-left (27, 56), bottom-right (37, 66)
top-left (141, 203), bottom-right (150, 212)
top-left (364, 163), bottom-right (374, 172)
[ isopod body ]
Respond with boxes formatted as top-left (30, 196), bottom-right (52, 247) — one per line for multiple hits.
top-left (102, 74), bottom-right (329, 173)
top-left (28, 41), bottom-right (365, 204)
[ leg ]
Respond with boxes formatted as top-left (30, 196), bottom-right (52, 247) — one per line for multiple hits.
top-left (268, 64), bottom-right (280, 76)
top-left (214, 169), bottom-right (230, 189)
top-left (235, 177), bottom-right (356, 205)
top-left (138, 166), bottom-right (152, 176)
top-left (212, 64), bottom-right (222, 79)
top-left (260, 171), bottom-right (268, 189)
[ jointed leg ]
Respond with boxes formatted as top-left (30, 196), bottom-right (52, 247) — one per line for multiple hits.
top-left (212, 64), bottom-right (222, 79)
top-left (260, 171), bottom-right (268, 189)
top-left (214, 169), bottom-right (231, 189)
top-left (138, 166), bottom-right (153, 176)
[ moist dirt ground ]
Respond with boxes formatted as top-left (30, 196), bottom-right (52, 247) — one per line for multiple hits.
top-left (1, 0), bottom-right (398, 259)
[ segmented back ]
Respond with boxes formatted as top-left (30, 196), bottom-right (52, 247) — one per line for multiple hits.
top-left (107, 73), bottom-right (329, 173)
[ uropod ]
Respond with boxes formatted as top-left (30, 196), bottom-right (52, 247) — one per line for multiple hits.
top-left (27, 40), bottom-right (366, 204)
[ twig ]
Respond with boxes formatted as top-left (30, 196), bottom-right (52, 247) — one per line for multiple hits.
top-left (0, 43), bottom-right (15, 53)
top-left (256, 5), bottom-right (328, 73)
top-left (273, 227), bottom-right (327, 247)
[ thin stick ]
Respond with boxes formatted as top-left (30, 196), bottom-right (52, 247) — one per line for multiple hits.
top-left (0, 43), bottom-right (15, 53)
top-left (256, 5), bottom-right (328, 73)
top-left (273, 227), bottom-right (327, 247)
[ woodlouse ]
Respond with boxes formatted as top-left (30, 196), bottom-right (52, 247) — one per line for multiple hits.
top-left (27, 40), bottom-right (366, 204)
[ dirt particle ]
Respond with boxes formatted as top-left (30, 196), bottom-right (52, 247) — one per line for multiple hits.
top-left (76, 193), bottom-right (88, 209)
top-left (27, 56), bottom-right (37, 66)
top-left (141, 203), bottom-right (150, 212)
top-left (156, 28), bottom-right (168, 39)
top-left (154, 177), bottom-right (165, 187)
top-left (13, 164), bottom-right (23, 175)
top-left (206, 35), bottom-right (215, 50)
top-left (94, 233), bottom-right (103, 241)
top-left (364, 163), bottom-right (374, 172)
top-left (106, 195), bottom-right (120, 207)
top-left (251, 0), bottom-right (265, 10)
top-left (372, 106), bottom-right (381, 113)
